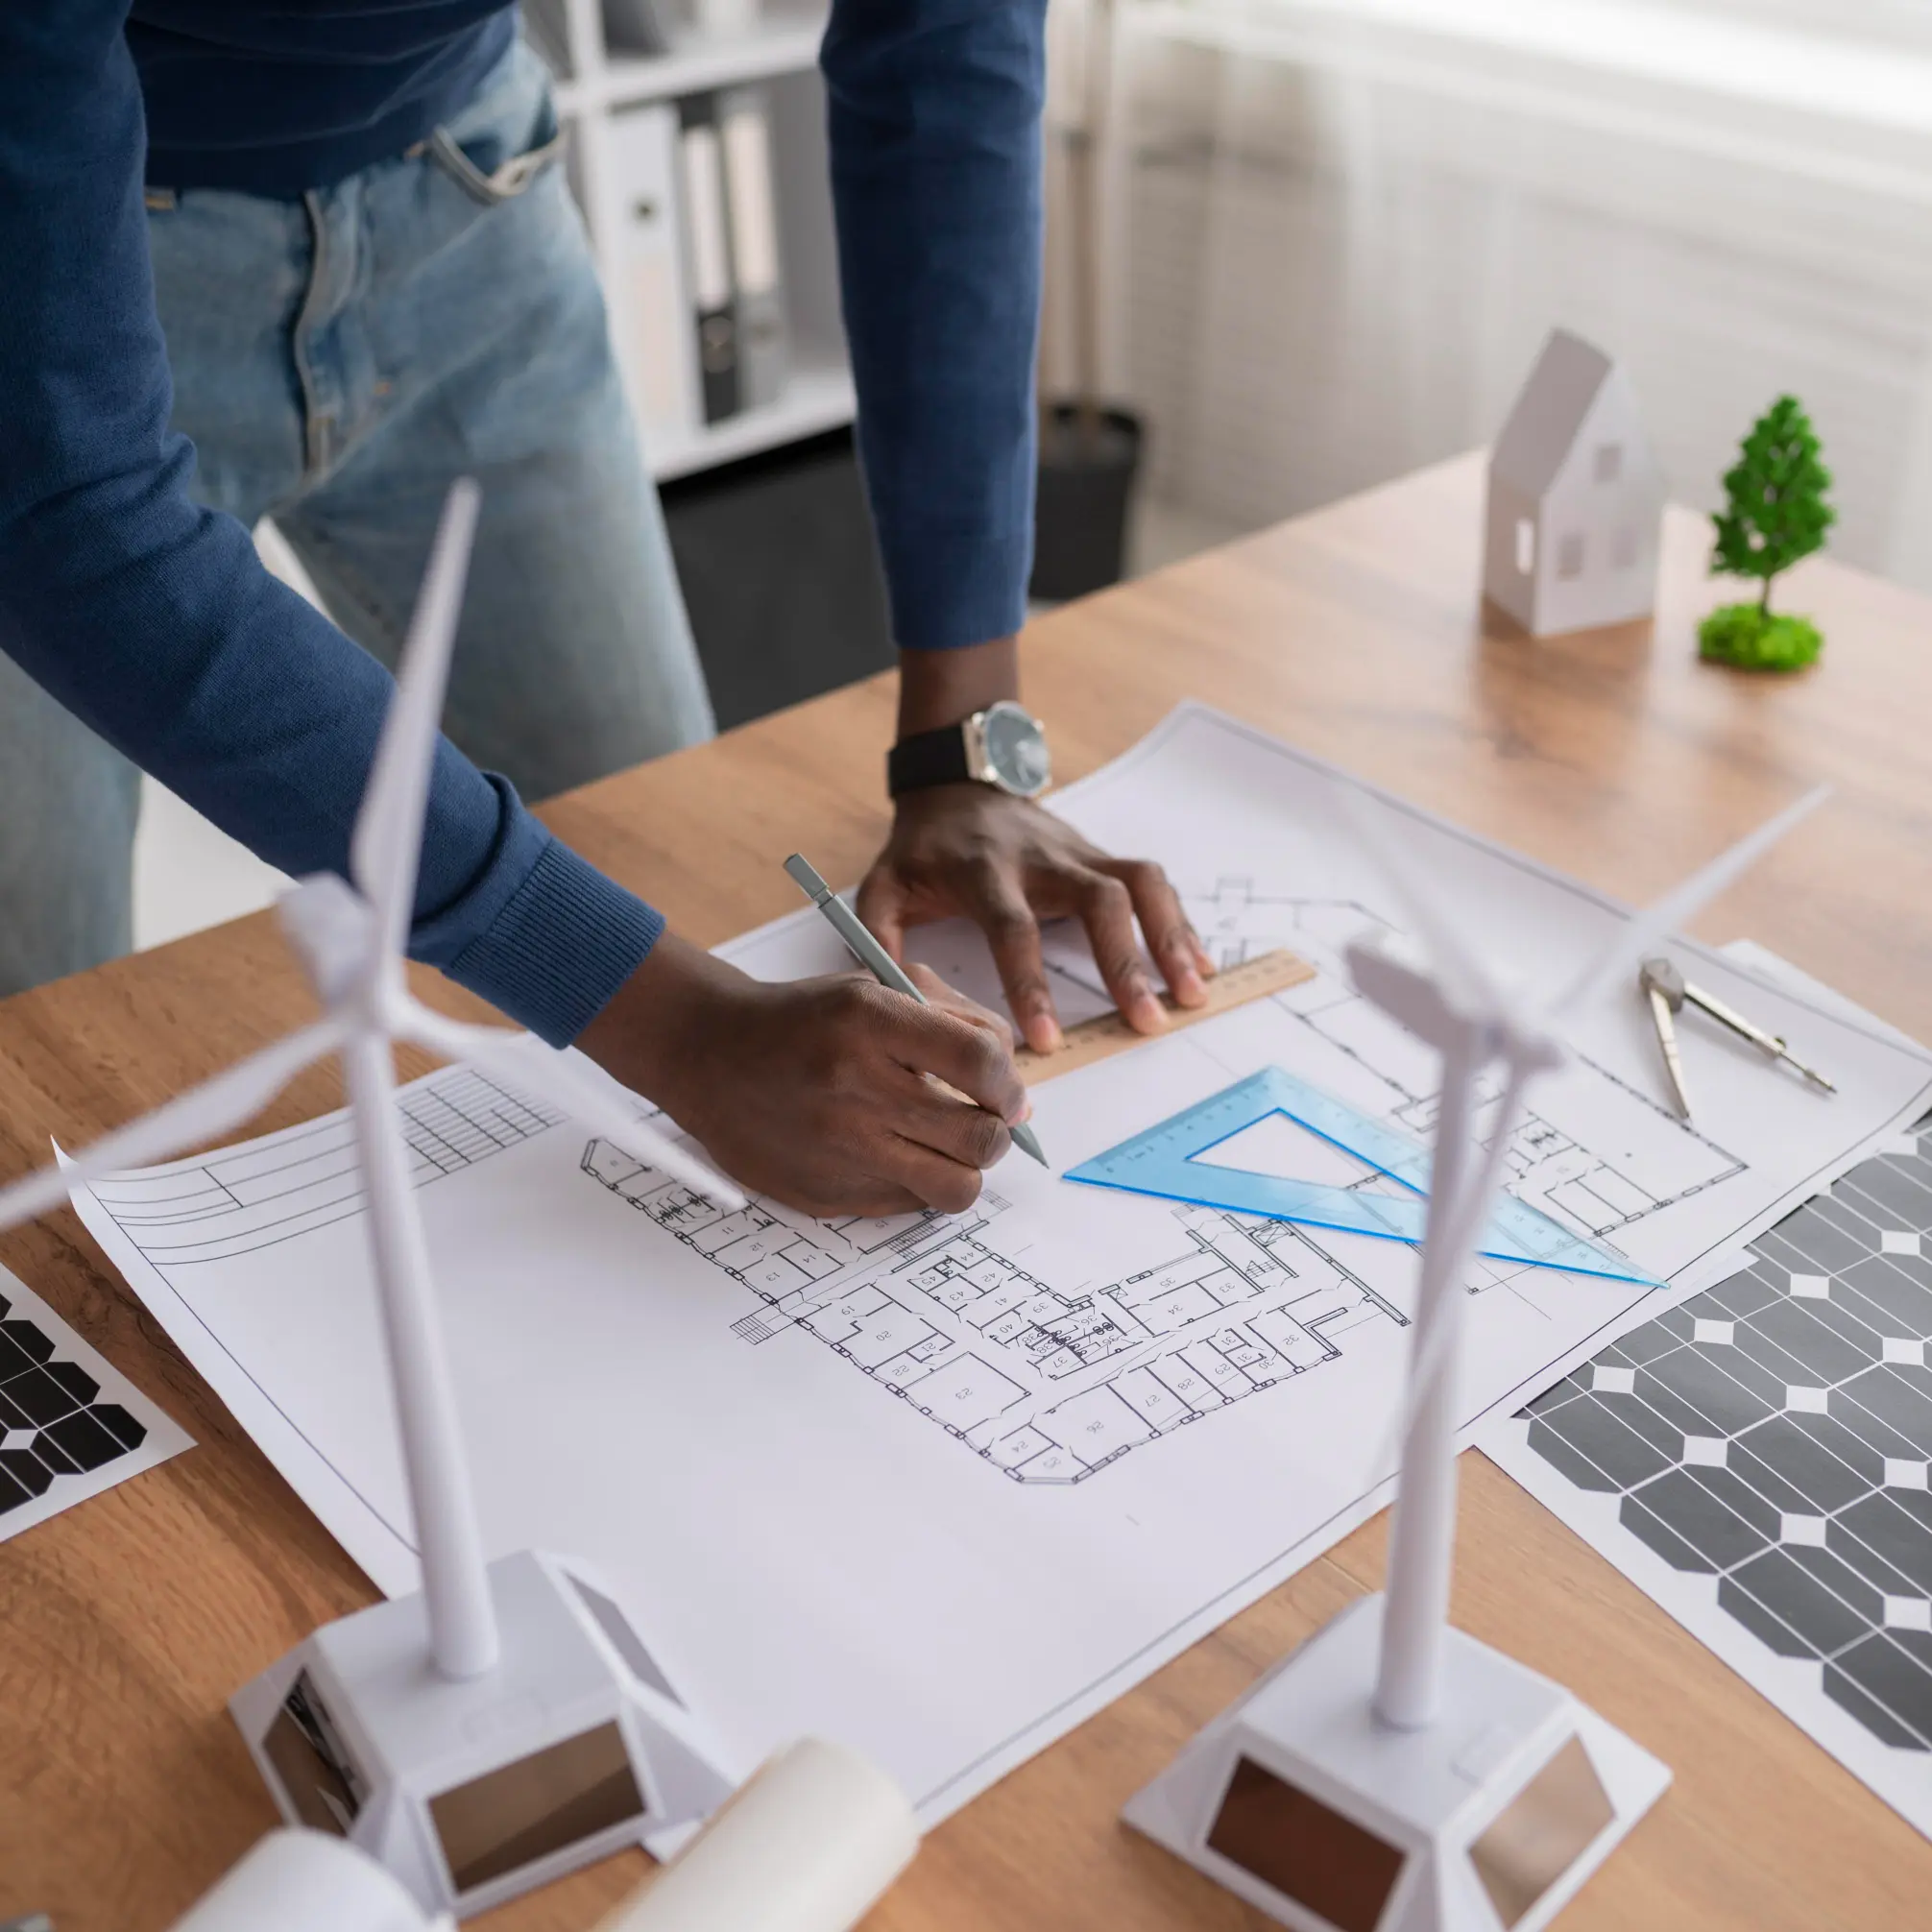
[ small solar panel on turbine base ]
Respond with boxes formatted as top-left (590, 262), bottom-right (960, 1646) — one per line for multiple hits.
top-left (1123, 1595), bottom-right (1668, 1932)
top-left (232, 1550), bottom-right (737, 1917)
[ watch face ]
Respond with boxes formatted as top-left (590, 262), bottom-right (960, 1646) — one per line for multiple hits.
top-left (981, 702), bottom-right (1051, 797)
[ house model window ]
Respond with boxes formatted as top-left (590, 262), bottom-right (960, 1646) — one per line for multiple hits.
top-left (1482, 326), bottom-right (1665, 637)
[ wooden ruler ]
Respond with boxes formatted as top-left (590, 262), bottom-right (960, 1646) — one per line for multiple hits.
top-left (1015, 948), bottom-right (1317, 1083)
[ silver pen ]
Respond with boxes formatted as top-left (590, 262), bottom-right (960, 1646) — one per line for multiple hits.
top-left (785, 854), bottom-right (1050, 1169)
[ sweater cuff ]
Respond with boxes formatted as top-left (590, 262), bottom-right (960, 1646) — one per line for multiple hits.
top-left (410, 783), bottom-right (664, 1047)
top-left (875, 522), bottom-right (1033, 652)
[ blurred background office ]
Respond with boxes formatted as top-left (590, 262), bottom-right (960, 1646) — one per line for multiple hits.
top-left (146, 0), bottom-right (1932, 944)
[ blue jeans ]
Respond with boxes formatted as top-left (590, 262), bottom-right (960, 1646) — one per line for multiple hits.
top-left (0, 38), bottom-right (713, 998)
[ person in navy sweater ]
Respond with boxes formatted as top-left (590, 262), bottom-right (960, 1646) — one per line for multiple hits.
top-left (0, 1), bottom-right (1212, 1214)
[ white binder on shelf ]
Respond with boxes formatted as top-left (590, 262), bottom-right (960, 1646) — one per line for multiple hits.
top-left (677, 96), bottom-right (741, 423)
top-left (719, 86), bottom-right (789, 411)
top-left (605, 103), bottom-right (700, 446)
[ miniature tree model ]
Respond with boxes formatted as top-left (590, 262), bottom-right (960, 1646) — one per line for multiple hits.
top-left (1699, 395), bottom-right (1834, 671)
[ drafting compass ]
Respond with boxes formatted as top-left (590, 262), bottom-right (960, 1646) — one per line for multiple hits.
top-left (1638, 955), bottom-right (1835, 1121)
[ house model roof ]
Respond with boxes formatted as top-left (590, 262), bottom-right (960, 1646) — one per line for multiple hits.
top-left (1490, 328), bottom-right (1618, 496)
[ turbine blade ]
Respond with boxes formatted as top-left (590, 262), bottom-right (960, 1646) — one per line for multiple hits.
top-left (350, 479), bottom-right (481, 957)
top-left (1345, 944), bottom-right (1467, 1053)
top-left (398, 1007), bottom-right (747, 1211)
top-left (0, 1020), bottom-right (344, 1231)
top-left (1336, 781), bottom-right (1501, 1018)
top-left (1548, 785), bottom-right (1830, 1021)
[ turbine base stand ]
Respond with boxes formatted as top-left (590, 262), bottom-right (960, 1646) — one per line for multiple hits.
top-left (232, 1549), bottom-right (737, 1920)
top-left (1123, 1594), bottom-right (1667, 1932)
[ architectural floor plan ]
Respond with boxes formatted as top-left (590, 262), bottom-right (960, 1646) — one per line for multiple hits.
top-left (61, 706), bottom-right (1932, 1823)
top-left (1170, 886), bottom-right (1745, 1242)
top-left (88, 1068), bottom-right (563, 1269)
top-left (585, 1134), bottom-right (1404, 1485)
top-left (580, 886), bottom-right (1745, 1492)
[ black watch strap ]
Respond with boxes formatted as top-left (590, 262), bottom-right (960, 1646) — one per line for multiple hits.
top-left (888, 722), bottom-right (975, 797)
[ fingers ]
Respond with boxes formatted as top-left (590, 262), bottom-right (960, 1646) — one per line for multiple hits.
top-left (1074, 868), bottom-right (1169, 1034)
top-left (854, 864), bottom-right (908, 962)
top-left (890, 1063), bottom-right (1014, 1171)
top-left (1099, 857), bottom-right (1211, 1008)
top-left (821, 1063), bottom-right (1005, 1216)
top-left (883, 1137), bottom-right (988, 1217)
top-left (763, 1173), bottom-right (929, 1220)
top-left (957, 865), bottom-right (1062, 1054)
top-left (880, 994), bottom-right (1028, 1125)
top-left (907, 962), bottom-right (1016, 1057)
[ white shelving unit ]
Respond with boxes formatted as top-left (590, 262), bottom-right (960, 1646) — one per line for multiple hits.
top-left (561, 11), bottom-right (831, 111)
top-left (647, 354), bottom-right (855, 479)
top-left (548, 1), bottom-right (853, 482)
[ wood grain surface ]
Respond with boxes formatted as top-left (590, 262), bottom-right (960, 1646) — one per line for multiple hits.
top-left (4, 453), bottom-right (1929, 1930)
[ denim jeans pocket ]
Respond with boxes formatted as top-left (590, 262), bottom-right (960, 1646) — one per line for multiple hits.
top-left (428, 39), bottom-right (568, 205)
top-left (429, 119), bottom-right (568, 205)
top-left (430, 118), bottom-right (564, 205)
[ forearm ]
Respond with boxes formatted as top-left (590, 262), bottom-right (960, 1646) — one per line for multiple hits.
top-left (897, 636), bottom-right (1021, 737)
top-left (0, 0), bottom-right (662, 1047)
top-left (823, 0), bottom-right (1047, 655)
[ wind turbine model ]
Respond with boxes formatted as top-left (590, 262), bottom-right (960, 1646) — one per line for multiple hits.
top-left (1124, 783), bottom-right (1826, 1932)
top-left (0, 483), bottom-right (744, 1919)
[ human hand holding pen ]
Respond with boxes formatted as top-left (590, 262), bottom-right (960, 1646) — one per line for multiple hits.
top-left (786, 855), bottom-right (1049, 1168)
top-left (578, 933), bottom-right (1033, 1220)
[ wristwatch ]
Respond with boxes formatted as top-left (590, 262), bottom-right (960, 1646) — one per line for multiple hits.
top-left (888, 700), bottom-right (1052, 800)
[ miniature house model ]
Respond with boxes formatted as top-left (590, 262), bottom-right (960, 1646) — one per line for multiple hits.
top-left (1484, 328), bottom-right (1664, 638)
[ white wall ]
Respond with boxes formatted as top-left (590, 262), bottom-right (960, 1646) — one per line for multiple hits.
top-left (1120, 9), bottom-right (1932, 590)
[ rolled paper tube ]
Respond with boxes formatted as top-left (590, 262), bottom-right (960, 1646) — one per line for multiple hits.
top-left (606, 1739), bottom-right (919, 1932)
top-left (168, 1828), bottom-right (438, 1932)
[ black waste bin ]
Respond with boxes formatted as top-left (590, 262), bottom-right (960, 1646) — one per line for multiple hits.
top-left (1030, 402), bottom-right (1144, 601)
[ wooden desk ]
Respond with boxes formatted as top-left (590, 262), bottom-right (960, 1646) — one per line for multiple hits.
top-left (5, 453), bottom-right (1930, 1930)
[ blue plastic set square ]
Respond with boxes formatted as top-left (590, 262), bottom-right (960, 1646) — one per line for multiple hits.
top-left (1064, 1067), bottom-right (1653, 1286)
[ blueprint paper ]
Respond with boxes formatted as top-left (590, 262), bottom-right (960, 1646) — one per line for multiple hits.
top-left (63, 705), bottom-right (1932, 1821)
top-left (1484, 942), bottom-right (1932, 1838)
top-left (0, 1261), bottom-right (191, 1541)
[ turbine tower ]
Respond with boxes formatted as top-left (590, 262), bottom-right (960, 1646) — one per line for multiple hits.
top-left (1125, 780), bottom-right (1825, 1932)
top-left (0, 484), bottom-right (742, 1917)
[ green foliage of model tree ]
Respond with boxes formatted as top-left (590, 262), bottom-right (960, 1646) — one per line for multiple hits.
top-left (1698, 395), bottom-right (1834, 671)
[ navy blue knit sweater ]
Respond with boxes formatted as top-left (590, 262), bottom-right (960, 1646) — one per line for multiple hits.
top-left (0, 0), bottom-right (1042, 1043)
